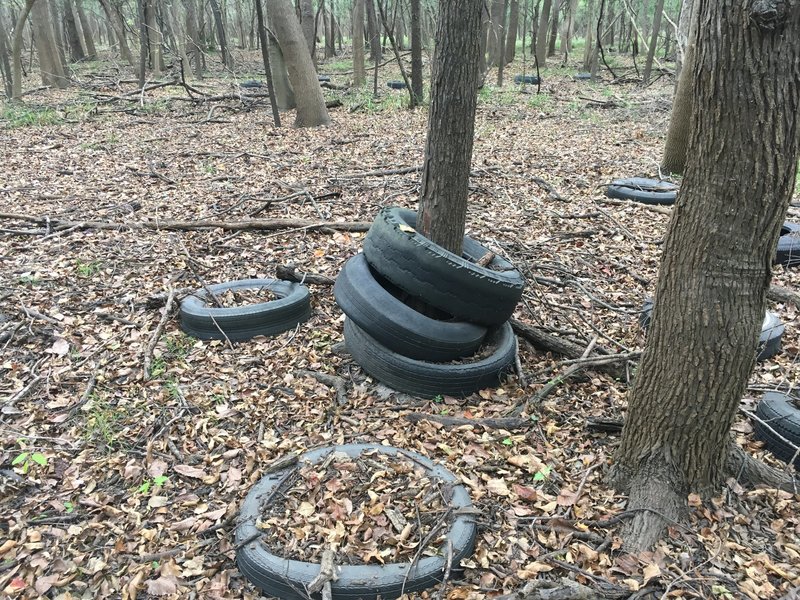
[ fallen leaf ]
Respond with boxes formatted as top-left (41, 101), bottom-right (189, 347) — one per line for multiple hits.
top-left (486, 478), bottom-right (511, 496)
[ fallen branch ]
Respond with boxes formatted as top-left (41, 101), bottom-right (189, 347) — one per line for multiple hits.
top-left (296, 370), bottom-right (348, 405)
top-left (143, 289), bottom-right (176, 381)
top-left (276, 264), bottom-right (336, 286)
top-left (0, 213), bottom-right (371, 234)
top-left (403, 412), bottom-right (531, 430)
top-left (494, 576), bottom-right (628, 600)
top-left (768, 284), bottom-right (800, 310)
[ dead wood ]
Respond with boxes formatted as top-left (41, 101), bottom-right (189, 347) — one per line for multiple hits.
top-left (296, 370), bottom-right (348, 405)
top-left (494, 576), bottom-right (628, 600)
top-left (0, 213), bottom-right (371, 234)
top-left (403, 413), bottom-right (531, 430)
top-left (768, 284), bottom-right (800, 309)
top-left (586, 417), bottom-right (624, 433)
top-left (276, 264), bottom-right (336, 286)
top-left (599, 196), bottom-right (673, 216)
top-left (532, 176), bottom-right (566, 201)
top-left (143, 289), bottom-right (177, 381)
top-left (476, 251), bottom-right (496, 267)
top-left (335, 165), bottom-right (422, 179)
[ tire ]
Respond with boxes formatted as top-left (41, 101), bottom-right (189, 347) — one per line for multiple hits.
top-left (574, 72), bottom-right (592, 81)
top-left (606, 177), bottom-right (679, 205)
top-left (514, 74), bottom-right (540, 84)
top-left (334, 254), bottom-right (487, 361)
top-left (344, 318), bottom-right (515, 398)
top-left (639, 300), bottom-right (783, 362)
top-left (179, 279), bottom-right (311, 341)
top-left (240, 80), bottom-right (263, 89)
top-left (775, 222), bottom-right (800, 267)
top-left (318, 75), bottom-right (331, 82)
top-left (387, 80), bottom-right (406, 89)
top-left (363, 207), bottom-right (525, 326)
top-left (236, 443), bottom-right (477, 600)
top-left (753, 392), bottom-right (800, 468)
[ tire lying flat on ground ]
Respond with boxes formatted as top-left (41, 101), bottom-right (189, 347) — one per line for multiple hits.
top-left (334, 253), bottom-right (487, 361)
top-left (387, 80), bottom-right (406, 89)
top-left (179, 279), bottom-right (311, 341)
top-left (639, 299), bottom-right (784, 362)
top-left (363, 207), bottom-right (525, 327)
top-left (344, 318), bottom-right (515, 398)
top-left (606, 177), bottom-right (679, 205)
top-left (775, 221), bottom-right (800, 267)
top-left (754, 391), bottom-right (800, 468)
top-left (236, 443), bottom-right (477, 600)
top-left (514, 74), bottom-right (540, 84)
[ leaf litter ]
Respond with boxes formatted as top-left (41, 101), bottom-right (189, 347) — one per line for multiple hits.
top-left (0, 50), bottom-right (798, 599)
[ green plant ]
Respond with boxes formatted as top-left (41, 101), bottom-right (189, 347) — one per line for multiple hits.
top-left (76, 259), bottom-right (102, 277)
top-left (533, 465), bottom-right (552, 482)
top-left (1, 104), bottom-right (63, 128)
top-left (149, 357), bottom-right (167, 378)
top-left (432, 394), bottom-right (444, 403)
top-left (84, 394), bottom-right (121, 449)
top-left (12, 451), bottom-right (48, 474)
top-left (138, 475), bottom-right (169, 494)
top-left (502, 437), bottom-right (514, 446)
top-left (17, 273), bottom-right (42, 286)
top-left (527, 93), bottom-right (553, 111)
top-left (164, 378), bottom-right (182, 401)
top-left (164, 334), bottom-right (192, 360)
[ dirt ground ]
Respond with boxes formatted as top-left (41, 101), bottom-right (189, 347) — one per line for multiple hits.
top-left (1, 51), bottom-right (799, 599)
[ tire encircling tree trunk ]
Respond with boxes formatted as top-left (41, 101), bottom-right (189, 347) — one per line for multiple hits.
top-left (417, 0), bottom-right (483, 255)
top-left (267, 0), bottom-right (329, 127)
top-left (609, 0), bottom-right (800, 553)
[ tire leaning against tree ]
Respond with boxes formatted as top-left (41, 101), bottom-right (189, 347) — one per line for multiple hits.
top-left (235, 443), bottom-right (478, 600)
top-left (179, 279), bottom-right (311, 341)
top-left (753, 391), bottom-right (800, 468)
top-left (344, 318), bottom-right (515, 398)
top-left (334, 253), bottom-right (487, 361)
top-left (363, 207), bottom-right (525, 327)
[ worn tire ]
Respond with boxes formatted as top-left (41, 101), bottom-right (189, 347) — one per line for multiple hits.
top-left (639, 299), bottom-right (784, 362)
top-left (334, 254), bottom-right (487, 361)
top-left (574, 72), bottom-right (592, 81)
top-left (387, 80), bottom-right (406, 89)
top-left (363, 207), bottom-right (525, 326)
top-left (179, 279), bottom-right (311, 341)
top-left (514, 74), bottom-right (540, 84)
top-left (344, 318), bottom-right (515, 398)
top-left (754, 392), bottom-right (800, 468)
top-left (606, 177), bottom-right (678, 205)
top-left (236, 443), bottom-right (477, 600)
top-left (775, 222), bottom-right (800, 267)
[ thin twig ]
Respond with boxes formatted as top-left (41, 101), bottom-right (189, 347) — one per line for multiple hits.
top-left (143, 288), bottom-right (176, 380)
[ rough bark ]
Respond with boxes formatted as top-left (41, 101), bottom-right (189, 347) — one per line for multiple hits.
top-left (365, 0), bottom-right (381, 62)
top-left (610, 0), bottom-right (800, 552)
top-left (98, 0), bottom-right (133, 65)
top-left (582, 0), bottom-right (595, 71)
top-left (417, 0), bottom-right (483, 255)
top-left (661, 14), bottom-right (697, 174)
top-left (559, 0), bottom-right (578, 59)
top-left (547, 0), bottom-right (559, 57)
top-left (254, 0), bottom-right (281, 126)
top-left (410, 0), bottom-right (422, 102)
top-left (496, 0), bottom-right (509, 85)
top-left (209, 0), bottom-right (233, 69)
top-left (267, 0), bottom-right (329, 127)
top-left (145, 0), bottom-right (163, 76)
top-left (166, 0), bottom-right (192, 77)
top-left (505, 0), bottom-right (519, 64)
top-left (535, 0), bottom-right (551, 66)
top-left (642, 0), bottom-right (665, 84)
top-left (12, 0), bottom-right (36, 99)
top-left (74, 0), bottom-right (96, 59)
top-left (325, 6), bottom-right (335, 58)
top-left (299, 0), bottom-right (314, 58)
top-left (183, 0), bottom-right (204, 78)
top-left (31, 0), bottom-right (68, 88)
top-left (486, 0), bottom-right (504, 66)
top-left (63, 0), bottom-right (85, 62)
top-left (0, 15), bottom-right (12, 99)
top-left (137, 0), bottom-right (147, 86)
top-left (675, 0), bottom-right (694, 79)
top-left (265, 17), bottom-right (295, 109)
top-left (352, 0), bottom-right (365, 86)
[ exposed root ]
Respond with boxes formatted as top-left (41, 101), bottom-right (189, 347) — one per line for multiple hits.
top-left (726, 442), bottom-right (798, 493)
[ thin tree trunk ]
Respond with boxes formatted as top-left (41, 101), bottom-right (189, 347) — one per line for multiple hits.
top-left (299, 0), bottom-right (314, 57)
top-left (352, 0), bottom-right (365, 86)
top-left (12, 0), bottom-right (37, 100)
top-left (365, 0), bottom-right (381, 62)
top-left (0, 16), bottom-right (12, 99)
top-left (254, 0), bottom-right (281, 126)
top-left (98, 0), bottom-right (132, 64)
top-left (547, 0), bottom-right (558, 56)
top-left (642, 0), bottom-right (665, 84)
top-left (418, 0), bottom-right (483, 255)
top-left (31, 0), bottom-right (68, 88)
top-left (487, 0), bottom-right (503, 66)
top-left (410, 0), bottom-right (422, 102)
top-left (582, 0), bottom-right (595, 71)
top-left (167, 0), bottom-right (192, 76)
top-left (183, 0), bottom-right (204, 78)
top-left (610, 0), bottom-right (800, 552)
top-left (74, 0), bottom-right (95, 59)
top-left (48, 0), bottom-right (69, 75)
top-left (496, 0), bottom-right (509, 85)
top-left (505, 0), bottom-right (518, 64)
top-left (63, 0), bottom-right (85, 62)
top-left (209, 0), bottom-right (233, 69)
top-left (535, 0), bottom-right (551, 66)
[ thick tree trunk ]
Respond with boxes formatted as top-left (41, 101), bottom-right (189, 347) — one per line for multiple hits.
top-left (546, 0), bottom-right (558, 56)
top-left (661, 20), bottom-right (696, 174)
top-left (642, 0), bottom-right (665, 84)
top-left (409, 0), bottom-right (422, 102)
top-left (98, 0), bottom-right (132, 65)
top-left (417, 0), bottom-right (483, 255)
top-left (63, 0), bottom-right (85, 62)
top-left (183, 0), bottom-right (204, 78)
top-left (504, 0), bottom-right (518, 64)
top-left (74, 0), bottom-right (96, 59)
top-left (535, 0), bottom-right (551, 66)
top-left (49, 0), bottom-right (69, 75)
top-left (267, 0), bottom-right (329, 127)
top-left (209, 0), bottom-right (233, 69)
top-left (254, 0), bottom-right (281, 126)
top-left (31, 0), bottom-right (68, 88)
top-left (610, 0), bottom-right (800, 552)
top-left (674, 0), bottom-right (694, 79)
top-left (352, 0), bottom-right (365, 86)
top-left (145, 0), bottom-right (162, 76)
top-left (299, 0), bottom-right (314, 57)
top-left (12, 0), bottom-right (36, 100)
top-left (582, 0), bottom-right (595, 71)
top-left (365, 0), bottom-right (381, 62)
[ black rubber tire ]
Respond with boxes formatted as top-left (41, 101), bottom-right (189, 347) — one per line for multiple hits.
top-left (639, 299), bottom-right (784, 362)
top-left (754, 392), bottom-right (800, 468)
top-left (363, 207), bottom-right (525, 326)
top-left (514, 74), bottom-right (540, 84)
top-left (775, 222), bottom-right (800, 267)
top-left (179, 279), bottom-right (311, 341)
top-left (344, 318), bottom-right (515, 398)
top-left (236, 443), bottom-right (477, 600)
top-left (574, 72), bottom-right (592, 80)
top-left (334, 254), bottom-right (487, 361)
top-left (239, 80), bottom-right (263, 89)
top-left (386, 80), bottom-right (406, 89)
top-left (317, 75), bottom-right (331, 82)
top-left (606, 177), bottom-right (679, 205)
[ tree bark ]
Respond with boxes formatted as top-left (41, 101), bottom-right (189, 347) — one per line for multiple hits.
top-left (487, 0), bottom-right (504, 67)
top-left (63, 0), bottom-right (85, 62)
top-left (496, 0), bottom-right (509, 85)
top-left (254, 0), bottom-right (281, 126)
top-left (582, 0), bottom-right (595, 71)
top-left (410, 0), bottom-right (422, 103)
top-left (0, 14), bottom-right (12, 99)
top-left (209, 0), bottom-right (233, 69)
top-left (31, 0), bottom-right (68, 88)
top-left (417, 0), bottom-right (483, 255)
top-left (642, 0), bottom-right (665, 84)
top-left (98, 0), bottom-right (133, 65)
top-left (505, 0), bottom-right (519, 64)
top-left (674, 0), bottom-right (694, 79)
top-left (535, 0), bottom-right (551, 66)
top-left (547, 0), bottom-right (559, 57)
top-left (145, 0), bottom-right (162, 76)
top-left (299, 0), bottom-right (314, 58)
top-left (74, 0), bottom-right (96, 59)
top-left (267, 0), bottom-right (329, 127)
top-left (137, 0), bottom-right (147, 86)
top-left (610, 0), bottom-right (800, 552)
top-left (365, 0), bottom-right (381, 62)
top-left (559, 0), bottom-right (578, 60)
top-left (12, 1), bottom-right (38, 99)
top-left (352, 0), bottom-right (365, 86)
top-left (183, 0), bottom-right (204, 78)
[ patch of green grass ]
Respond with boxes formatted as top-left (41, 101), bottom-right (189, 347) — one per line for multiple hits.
top-left (17, 273), bottom-right (42, 286)
top-left (84, 394), bottom-right (122, 450)
top-left (325, 59), bottom-right (352, 73)
top-left (149, 356), bottom-right (167, 378)
top-left (478, 85), bottom-right (520, 106)
top-left (527, 93), bottom-right (553, 111)
top-left (139, 99), bottom-right (171, 115)
top-left (345, 87), bottom-right (408, 113)
top-left (164, 334), bottom-right (193, 360)
top-left (76, 259), bottom-right (102, 277)
top-left (1, 104), bottom-right (64, 128)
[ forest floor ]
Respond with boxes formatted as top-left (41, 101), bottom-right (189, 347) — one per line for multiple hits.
top-left (1, 50), bottom-right (799, 600)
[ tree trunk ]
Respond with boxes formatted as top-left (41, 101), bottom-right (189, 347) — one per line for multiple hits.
top-left (560, 0), bottom-right (577, 59)
top-left (11, 0), bottom-right (36, 99)
top-left (325, 7), bottom-right (335, 57)
top-left (365, 0), bottom-right (381, 62)
top-left (487, 0), bottom-right (503, 67)
top-left (145, 0), bottom-right (163, 76)
top-left (209, 0), bottom-right (233, 69)
top-left (352, 0), bottom-right (365, 86)
top-left (610, 0), bottom-right (800, 552)
top-left (674, 0), bottom-right (695, 80)
top-left (166, 0), bottom-right (192, 77)
top-left (0, 11), bottom-right (14, 99)
top-left (409, 0), bottom-right (422, 103)
top-left (137, 0), bottom-right (147, 86)
top-left (74, 0), bottom-right (96, 59)
top-left (63, 0), bottom-right (85, 62)
top-left (254, 0), bottom-right (281, 126)
top-left (546, 0), bottom-right (558, 56)
top-left (582, 0), bottom-right (595, 71)
top-left (505, 0), bottom-right (518, 64)
top-left (535, 0), bottom-right (551, 66)
top-left (642, 0), bottom-right (665, 84)
top-left (31, 0), bottom-right (68, 88)
top-left (49, 0), bottom-right (69, 75)
top-left (417, 0), bottom-right (483, 255)
top-left (183, 0), bottom-right (204, 78)
top-left (98, 0), bottom-right (132, 65)
top-left (267, 0), bottom-right (329, 127)
top-left (299, 0), bottom-right (314, 57)
top-left (496, 0), bottom-right (509, 85)
top-left (478, 2), bottom-right (489, 77)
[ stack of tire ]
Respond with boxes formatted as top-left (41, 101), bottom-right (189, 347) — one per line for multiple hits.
top-left (334, 207), bottom-right (525, 398)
